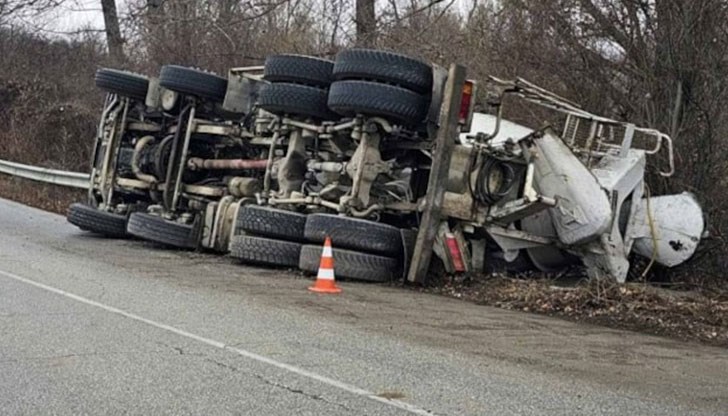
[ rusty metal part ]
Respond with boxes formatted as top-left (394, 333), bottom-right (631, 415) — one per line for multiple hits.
top-left (276, 128), bottom-right (309, 198)
top-left (132, 135), bottom-right (157, 184)
top-left (127, 122), bottom-right (162, 132)
top-left (88, 94), bottom-right (119, 201)
top-left (182, 184), bottom-right (225, 197)
top-left (268, 195), bottom-right (340, 211)
top-left (349, 204), bottom-right (382, 217)
top-left (187, 157), bottom-right (268, 171)
top-left (169, 105), bottom-right (196, 211)
top-left (116, 177), bottom-right (155, 190)
top-left (263, 125), bottom-right (281, 194)
top-left (228, 177), bottom-right (261, 197)
top-left (215, 196), bottom-right (240, 251)
top-left (447, 145), bottom-right (473, 193)
top-left (307, 161), bottom-right (345, 173)
top-left (199, 196), bottom-right (239, 251)
top-left (168, 122), bottom-right (235, 136)
top-left (101, 97), bottom-right (130, 206)
top-left (344, 127), bottom-right (390, 209)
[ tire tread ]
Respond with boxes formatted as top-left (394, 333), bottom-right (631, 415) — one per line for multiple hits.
top-left (299, 245), bottom-right (399, 282)
top-left (264, 54), bottom-right (334, 87)
top-left (229, 235), bottom-right (301, 267)
top-left (333, 49), bottom-right (432, 94)
top-left (327, 80), bottom-right (428, 124)
top-left (67, 203), bottom-right (128, 238)
top-left (259, 83), bottom-right (335, 120)
top-left (159, 65), bottom-right (228, 102)
top-left (304, 214), bottom-right (403, 256)
top-left (95, 69), bottom-right (149, 101)
top-left (126, 212), bottom-right (198, 249)
top-left (236, 205), bottom-right (307, 242)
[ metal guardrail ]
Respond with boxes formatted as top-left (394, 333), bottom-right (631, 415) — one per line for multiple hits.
top-left (0, 159), bottom-right (90, 189)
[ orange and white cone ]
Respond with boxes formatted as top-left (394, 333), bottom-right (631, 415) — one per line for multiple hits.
top-left (308, 236), bottom-right (342, 294)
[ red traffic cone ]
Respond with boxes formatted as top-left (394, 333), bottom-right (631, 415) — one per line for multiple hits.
top-left (308, 236), bottom-right (342, 294)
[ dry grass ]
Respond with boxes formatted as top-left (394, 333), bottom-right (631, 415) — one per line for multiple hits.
top-left (0, 175), bottom-right (84, 215)
top-left (422, 273), bottom-right (728, 348)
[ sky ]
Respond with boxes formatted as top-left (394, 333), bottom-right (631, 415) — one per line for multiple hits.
top-left (16, 0), bottom-right (128, 36)
top-left (27, 0), bottom-right (479, 39)
top-left (55, 0), bottom-right (110, 32)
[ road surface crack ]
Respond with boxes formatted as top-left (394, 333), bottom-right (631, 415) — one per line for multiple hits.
top-left (204, 358), bottom-right (355, 412)
top-left (156, 342), bottom-right (203, 357)
top-left (252, 373), bottom-right (355, 412)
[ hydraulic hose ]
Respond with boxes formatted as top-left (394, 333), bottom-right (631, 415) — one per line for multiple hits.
top-left (469, 153), bottom-right (516, 205)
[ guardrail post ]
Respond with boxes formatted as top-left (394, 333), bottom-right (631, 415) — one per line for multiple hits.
top-left (407, 64), bottom-right (466, 284)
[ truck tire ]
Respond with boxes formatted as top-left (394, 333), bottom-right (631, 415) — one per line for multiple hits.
top-left (333, 49), bottom-right (433, 94)
top-left (304, 214), bottom-right (403, 256)
top-left (327, 80), bottom-right (428, 125)
top-left (264, 54), bottom-right (334, 87)
top-left (258, 82), bottom-right (336, 120)
top-left (67, 203), bottom-right (128, 238)
top-left (159, 65), bottom-right (228, 102)
top-left (229, 235), bottom-right (301, 267)
top-left (126, 212), bottom-right (199, 249)
top-left (299, 245), bottom-right (399, 282)
top-left (236, 205), bottom-right (307, 242)
top-left (95, 68), bottom-right (149, 101)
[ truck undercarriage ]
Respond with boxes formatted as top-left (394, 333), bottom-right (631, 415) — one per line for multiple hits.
top-left (68, 50), bottom-right (705, 284)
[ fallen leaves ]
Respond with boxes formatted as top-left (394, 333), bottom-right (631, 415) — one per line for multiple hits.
top-left (424, 273), bottom-right (728, 348)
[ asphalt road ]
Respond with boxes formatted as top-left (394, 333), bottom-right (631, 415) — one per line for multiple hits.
top-left (0, 197), bottom-right (726, 415)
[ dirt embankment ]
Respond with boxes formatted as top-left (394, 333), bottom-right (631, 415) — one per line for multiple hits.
top-left (0, 175), bottom-right (83, 215)
top-left (421, 273), bottom-right (728, 348)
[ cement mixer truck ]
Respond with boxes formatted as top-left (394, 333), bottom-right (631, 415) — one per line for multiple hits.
top-left (422, 74), bottom-right (703, 282)
top-left (67, 50), bottom-right (704, 283)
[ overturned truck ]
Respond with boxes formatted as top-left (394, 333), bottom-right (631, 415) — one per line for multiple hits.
top-left (68, 50), bottom-right (704, 283)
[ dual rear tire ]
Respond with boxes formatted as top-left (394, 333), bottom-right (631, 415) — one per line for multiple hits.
top-left (259, 55), bottom-right (336, 121)
top-left (229, 205), bottom-right (306, 268)
top-left (300, 214), bottom-right (410, 282)
top-left (328, 49), bottom-right (433, 125)
top-left (230, 206), bottom-right (409, 282)
top-left (259, 49), bottom-right (434, 125)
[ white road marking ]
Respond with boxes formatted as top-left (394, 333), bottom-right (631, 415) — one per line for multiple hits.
top-left (0, 269), bottom-right (434, 415)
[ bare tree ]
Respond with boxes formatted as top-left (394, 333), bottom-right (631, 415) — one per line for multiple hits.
top-left (100, 0), bottom-right (125, 64)
top-left (0, 0), bottom-right (60, 24)
top-left (356, 0), bottom-right (376, 47)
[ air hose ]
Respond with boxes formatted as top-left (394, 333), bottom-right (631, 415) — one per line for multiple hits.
top-left (469, 153), bottom-right (516, 205)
